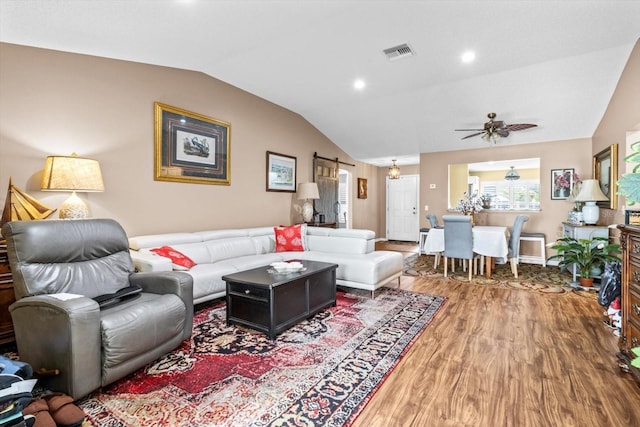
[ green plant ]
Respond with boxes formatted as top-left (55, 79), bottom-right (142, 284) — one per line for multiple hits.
top-left (617, 140), bottom-right (640, 205)
top-left (549, 236), bottom-right (620, 278)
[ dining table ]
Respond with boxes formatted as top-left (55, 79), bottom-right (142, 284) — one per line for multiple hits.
top-left (421, 226), bottom-right (509, 278)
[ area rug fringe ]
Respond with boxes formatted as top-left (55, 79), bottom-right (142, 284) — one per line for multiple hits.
top-left (79, 287), bottom-right (446, 426)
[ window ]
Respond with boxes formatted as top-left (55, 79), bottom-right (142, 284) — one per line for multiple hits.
top-left (482, 179), bottom-right (540, 210)
top-left (448, 158), bottom-right (540, 211)
top-left (337, 170), bottom-right (349, 226)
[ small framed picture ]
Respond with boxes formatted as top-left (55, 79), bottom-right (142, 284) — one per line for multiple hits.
top-left (266, 151), bottom-right (297, 192)
top-left (551, 168), bottom-right (574, 200)
top-left (357, 178), bottom-right (367, 199)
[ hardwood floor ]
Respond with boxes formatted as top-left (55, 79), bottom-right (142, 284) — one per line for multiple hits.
top-left (353, 242), bottom-right (640, 427)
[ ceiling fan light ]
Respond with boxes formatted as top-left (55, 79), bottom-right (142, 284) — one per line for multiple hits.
top-left (482, 132), bottom-right (500, 144)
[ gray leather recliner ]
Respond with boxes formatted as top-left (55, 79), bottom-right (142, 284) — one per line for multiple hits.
top-left (2, 219), bottom-right (194, 400)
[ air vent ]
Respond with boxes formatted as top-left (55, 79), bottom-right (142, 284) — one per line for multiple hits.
top-left (383, 43), bottom-right (415, 61)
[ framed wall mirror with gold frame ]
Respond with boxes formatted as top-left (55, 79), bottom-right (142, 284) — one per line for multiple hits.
top-left (593, 143), bottom-right (618, 209)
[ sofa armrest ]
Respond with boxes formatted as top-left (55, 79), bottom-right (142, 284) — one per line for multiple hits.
top-left (130, 271), bottom-right (194, 340)
top-left (9, 295), bottom-right (101, 400)
top-left (130, 250), bottom-right (172, 272)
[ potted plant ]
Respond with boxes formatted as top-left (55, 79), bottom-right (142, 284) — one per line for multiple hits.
top-left (549, 236), bottom-right (621, 287)
top-left (479, 193), bottom-right (492, 209)
top-left (617, 140), bottom-right (640, 205)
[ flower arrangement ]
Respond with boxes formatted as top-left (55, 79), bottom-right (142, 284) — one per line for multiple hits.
top-left (568, 172), bottom-right (583, 211)
top-left (455, 191), bottom-right (483, 215)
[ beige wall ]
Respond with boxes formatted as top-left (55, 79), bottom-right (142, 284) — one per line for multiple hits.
top-left (420, 138), bottom-right (594, 244)
top-left (0, 43), bottom-right (381, 236)
top-left (417, 39), bottom-right (639, 246)
top-left (593, 39), bottom-right (640, 221)
top-left (1, 40), bottom-right (638, 242)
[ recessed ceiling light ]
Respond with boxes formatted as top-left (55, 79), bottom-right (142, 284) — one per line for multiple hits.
top-left (354, 79), bottom-right (366, 90)
top-left (461, 51), bottom-right (476, 63)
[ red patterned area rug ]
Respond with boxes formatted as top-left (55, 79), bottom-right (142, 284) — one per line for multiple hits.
top-left (79, 287), bottom-right (446, 426)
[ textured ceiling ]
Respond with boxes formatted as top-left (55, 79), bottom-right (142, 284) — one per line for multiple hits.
top-left (1, 0), bottom-right (639, 166)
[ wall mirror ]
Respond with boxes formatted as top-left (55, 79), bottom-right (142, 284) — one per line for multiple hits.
top-left (593, 143), bottom-right (618, 209)
top-left (448, 158), bottom-right (541, 211)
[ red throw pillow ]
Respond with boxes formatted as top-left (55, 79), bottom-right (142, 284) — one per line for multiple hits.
top-left (149, 246), bottom-right (197, 270)
top-left (274, 224), bottom-right (306, 252)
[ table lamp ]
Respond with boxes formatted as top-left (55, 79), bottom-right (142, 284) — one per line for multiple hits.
top-left (297, 182), bottom-right (319, 223)
top-left (41, 152), bottom-right (105, 219)
top-left (574, 179), bottom-right (608, 225)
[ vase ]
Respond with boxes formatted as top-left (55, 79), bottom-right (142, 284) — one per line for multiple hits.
top-left (579, 277), bottom-right (594, 287)
top-left (466, 213), bottom-right (475, 226)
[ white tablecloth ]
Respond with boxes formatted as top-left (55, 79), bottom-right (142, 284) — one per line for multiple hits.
top-left (423, 226), bottom-right (509, 261)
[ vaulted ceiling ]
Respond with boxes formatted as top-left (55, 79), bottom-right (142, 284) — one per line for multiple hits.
top-left (1, 1), bottom-right (639, 167)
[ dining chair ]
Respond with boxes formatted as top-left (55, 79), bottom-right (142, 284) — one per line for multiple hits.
top-left (443, 215), bottom-right (478, 280)
top-left (421, 214), bottom-right (444, 265)
top-left (508, 215), bottom-right (529, 278)
top-left (427, 213), bottom-right (442, 229)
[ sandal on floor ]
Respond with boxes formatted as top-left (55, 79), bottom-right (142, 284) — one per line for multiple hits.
top-left (42, 394), bottom-right (85, 427)
top-left (22, 398), bottom-right (56, 427)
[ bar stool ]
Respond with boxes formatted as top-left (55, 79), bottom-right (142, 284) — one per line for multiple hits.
top-left (418, 228), bottom-right (429, 255)
top-left (519, 232), bottom-right (547, 266)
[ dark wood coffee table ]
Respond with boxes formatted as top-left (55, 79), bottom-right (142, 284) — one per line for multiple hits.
top-left (222, 260), bottom-right (338, 339)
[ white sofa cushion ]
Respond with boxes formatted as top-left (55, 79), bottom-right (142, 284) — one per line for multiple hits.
top-left (129, 233), bottom-right (202, 251)
top-left (299, 251), bottom-right (402, 288)
top-left (204, 237), bottom-right (259, 263)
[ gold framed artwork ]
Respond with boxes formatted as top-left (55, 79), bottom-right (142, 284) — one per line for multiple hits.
top-left (593, 143), bottom-right (618, 209)
top-left (357, 178), bottom-right (367, 199)
top-left (154, 102), bottom-right (231, 185)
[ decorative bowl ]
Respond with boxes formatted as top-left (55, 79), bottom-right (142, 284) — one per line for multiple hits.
top-left (270, 261), bottom-right (304, 273)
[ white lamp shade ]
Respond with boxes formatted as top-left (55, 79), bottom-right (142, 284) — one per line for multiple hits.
top-left (297, 182), bottom-right (319, 200)
top-left (41, 153), bottom-right (104, 192)
top-left (41, 153), bottom-right (104, 219)
top-left (573, 179), bottom-right (608, 202)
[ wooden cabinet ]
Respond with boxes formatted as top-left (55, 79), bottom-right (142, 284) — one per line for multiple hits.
top-left (0, 240), bottom-right (16, 345)
top-left (617, 224), bottom-right (640, 384)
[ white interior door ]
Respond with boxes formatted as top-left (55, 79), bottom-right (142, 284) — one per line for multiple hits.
top-left (387, 175), bottom-right (419, 241)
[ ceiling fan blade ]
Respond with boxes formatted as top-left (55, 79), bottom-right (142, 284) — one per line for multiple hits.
top-left (461, 132), bottom-right (485, 140)
top-left (506, 123), bottom-right (537, 132)
top-left (496, 129), bottom-right (510, 137)
top-left (455, 128), bottom-right (484, 131)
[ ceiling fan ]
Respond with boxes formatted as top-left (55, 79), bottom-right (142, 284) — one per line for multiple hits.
top-left (455, 112), bottom-right (537, 142)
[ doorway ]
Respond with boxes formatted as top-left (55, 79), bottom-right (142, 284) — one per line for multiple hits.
top-left (386, 175), bottom-right (419, 241)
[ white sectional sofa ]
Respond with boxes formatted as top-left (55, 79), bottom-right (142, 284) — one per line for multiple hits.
top-left (128, 226), bottom-right (403, 304)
